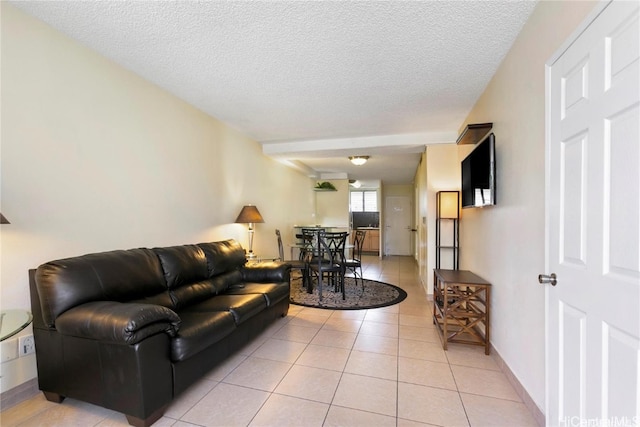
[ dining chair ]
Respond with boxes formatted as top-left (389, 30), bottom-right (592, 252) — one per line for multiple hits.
top-left (309, 230), bottom-right (348, 300)
top-left (275, 229), bottom-right (309, 290)
top-left (344, 229), bottom-right (366, 289)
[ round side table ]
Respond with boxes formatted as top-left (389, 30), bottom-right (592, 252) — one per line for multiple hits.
top-left (0, 309), bottom-right (33, 341)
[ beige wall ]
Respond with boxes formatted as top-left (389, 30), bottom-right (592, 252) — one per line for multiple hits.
top-left (314, 179), bottom-right (350, 227)
top-left (458, 0), bottom-right (597, 413)
top-left (0, 4), bottom-right (314, 392)
top-left (425, 145), bottom-right (460, 293)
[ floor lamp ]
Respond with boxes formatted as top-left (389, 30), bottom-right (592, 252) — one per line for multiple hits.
top-left (235, 205), bottom-right (264, 259)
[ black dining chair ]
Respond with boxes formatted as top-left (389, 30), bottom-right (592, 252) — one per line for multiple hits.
top-left (309, 230), bottom-right (348, 300)
top-left (344, 229), bottom-right (366, 290)
top-left (275, 229), bottom-right (309, 289)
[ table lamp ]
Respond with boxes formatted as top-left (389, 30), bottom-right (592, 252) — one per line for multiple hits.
top-left (235, 205), bottom-right (264, 259)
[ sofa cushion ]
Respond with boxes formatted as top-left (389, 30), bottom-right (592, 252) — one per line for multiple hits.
top-left (35, 248), bottom-right (167, 327)
top-left (154, 245), bottom-right (208, 289)
top-left (154, 245), bottom-right (217, 310)
top-left (184, 294), bottom-right (267, 325)
top-left (208, 270), bottom-right (243, 295)
top-left (197, 240), bottom-right (246, 277)
top-left (226, 283), bottom-right (290, 307)
top-left (170, 311), bottom-right (236, 362)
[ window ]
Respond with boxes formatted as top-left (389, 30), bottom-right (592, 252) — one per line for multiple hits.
top-left (350, 191), bottom-right (378, 212)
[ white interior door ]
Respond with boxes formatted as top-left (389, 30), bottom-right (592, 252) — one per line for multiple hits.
top-left (384, 196), bottom-right (412, 255)
top-left (545, 1), bottom-right (640, 425)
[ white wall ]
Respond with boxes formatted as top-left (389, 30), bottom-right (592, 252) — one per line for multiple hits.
top-left (458, 0), bottom-right (597, 413)
top-left (0, 4), bottom-right (314, 393)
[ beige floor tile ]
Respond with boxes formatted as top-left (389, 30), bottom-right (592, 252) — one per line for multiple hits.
top-left (310, 329), bottom-right (357, 349)
top-left (181, 383), bottom-right (269, 427)
top-left (332, 373), bottom-right (397, 417)
top-left (237, 333), bottom-right (271, 356)
top-left (344, 350), bottom-right (398, 381)
top-left (398, 303), bottom-right (432, 317)
top-left (400, 313), bottom-right (435, 327)
top-left (400, 325), bottom-right (441, 343)
top-left (445, 343), bottom-right (500, 371)
top-left (274, 365), bottom-right (342, 403)
top-left (451, 365), bottom-right (521, 402)
top-left (249, 393), bottom-right (329, 427)
top-left (173, 421), bottom-right (202, 427)
top-left (398, 357), bottom-right (457, 390)
top-left (364, 310), bottom-right (399, 324)
top-left (374, 304), bottom-right (401, 314)
top-left (203, 351), bottom-right (247, 381)
top-left (397, 418), bottom-right (441, 427)
top-left (295, 344), bottom-right (351, 371)
top-left (299, 307), bottom-right (334, 319)
top-left (164, 377), bottom-right (217, 419)
top-left (287, 313), bottom-right (329, 329)
top-left (398, 382), bottom-right (469, 427)
top-left (324, 405), bottom-right (396, 426)
top-left (399, 338), bottom-right (448, 363)
top-left (352, 334), bottom-right (398, 356)
top-left (359, 320), bottom-right (399, 338)
top-left (461, 393), bottom-right (538, 427)
top-left (328, 310), bottom-right (366, 320)
top-left (250, 337), bottom-right (307, 363)
top-left (322, 317), bottom-right (363, 333)
top-left (271, 323), bottom-right (320, 343)
top-left (223, 356), bottom-right (292, 392)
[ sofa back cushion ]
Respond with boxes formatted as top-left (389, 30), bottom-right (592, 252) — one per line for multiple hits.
top-left (197, 240), bottom-right (246, 277)
top-left (154, 245), bottom-right (215, 309)
top-left (35, 248), bottom-right (167, 328)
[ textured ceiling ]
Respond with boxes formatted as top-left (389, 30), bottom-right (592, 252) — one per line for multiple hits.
top-left (11, 1), bottom-right (537, 184)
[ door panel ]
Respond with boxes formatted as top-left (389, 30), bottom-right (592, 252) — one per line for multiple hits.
top-left (384, 196), bottom-right (411, 256)
top-left (546, 2), bottom-right (640, 425)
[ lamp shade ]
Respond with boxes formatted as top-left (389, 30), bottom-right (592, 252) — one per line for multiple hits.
top-left (438, 192), bottom-right (459, 219)
top-left (235, 205), bottom-right (264, 224)
top-left (0, 213), bottom-right (10, 224)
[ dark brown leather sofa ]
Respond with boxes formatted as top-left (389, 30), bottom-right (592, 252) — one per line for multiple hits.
top-left (28, 239), bottom-right (290, 427)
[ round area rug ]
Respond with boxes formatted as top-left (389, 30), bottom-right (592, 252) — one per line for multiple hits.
top-left (290, 277), bottom-right (407, 310)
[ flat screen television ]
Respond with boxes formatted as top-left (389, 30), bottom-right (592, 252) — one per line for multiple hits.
top-left (461, 132), bottom-right (496, 208)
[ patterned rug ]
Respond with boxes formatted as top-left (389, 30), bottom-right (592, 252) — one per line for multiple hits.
top-left (290, 276), bottom-right (407, 310)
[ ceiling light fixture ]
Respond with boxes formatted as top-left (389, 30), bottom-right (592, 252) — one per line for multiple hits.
top-left (349, 156), bottom-right (369, 166)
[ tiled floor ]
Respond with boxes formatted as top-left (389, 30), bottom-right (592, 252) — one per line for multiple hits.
top-left (1, 256), bottom-right (538, 427)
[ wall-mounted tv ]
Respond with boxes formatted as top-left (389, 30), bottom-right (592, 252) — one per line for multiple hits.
top-left (461, 132), bottom-right (496, 208)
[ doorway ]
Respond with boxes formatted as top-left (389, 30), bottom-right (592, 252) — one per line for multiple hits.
top-left (384, 196), bottom-right (412, 256)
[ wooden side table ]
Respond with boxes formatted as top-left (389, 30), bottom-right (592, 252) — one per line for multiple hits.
top-left (433, 269), bottom-right (491, 355)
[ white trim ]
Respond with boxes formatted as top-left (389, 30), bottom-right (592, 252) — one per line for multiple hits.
top-left (546, 0), bottom-right (612, 67)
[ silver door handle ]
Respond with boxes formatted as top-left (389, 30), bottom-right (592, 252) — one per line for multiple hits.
top-left (538, 273), bottom-right (557, 286)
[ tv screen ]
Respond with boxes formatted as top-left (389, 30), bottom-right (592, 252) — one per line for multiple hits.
top-left (461, 133), bottom-right (496, 208)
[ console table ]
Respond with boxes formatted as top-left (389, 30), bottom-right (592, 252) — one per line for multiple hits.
top-left (433, 269), bottom-right (491, 355)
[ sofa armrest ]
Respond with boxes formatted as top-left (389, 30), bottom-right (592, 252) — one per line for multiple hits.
top-left (241, 261), bottom-right (290, 283)
top-left (55, 301), bottom-right (181, 345)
